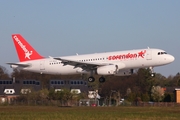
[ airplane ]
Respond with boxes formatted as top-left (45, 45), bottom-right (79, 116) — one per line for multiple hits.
top-left (7, 34), bottom-right (175, 83)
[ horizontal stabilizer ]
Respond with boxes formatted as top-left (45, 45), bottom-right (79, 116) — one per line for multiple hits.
top-left (6, 63), bottom-right (30, 67)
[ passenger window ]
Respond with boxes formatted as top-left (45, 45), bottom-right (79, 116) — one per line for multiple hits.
top-left (55, 81), bottom-right (57, 84)
top-left (36, 82), bottom-right (40, 85)
top-left (58, 81), bottom-right (60, 84)
top-left (61, 81), bottom-right (64, 84)
top-left (51, 81), bottom-right (54, 84)
top-left (81, 81), bottom-right (83, 84)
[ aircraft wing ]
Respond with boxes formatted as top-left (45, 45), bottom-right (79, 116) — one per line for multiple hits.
top-left (6, 63), bottom-right (30, 67)
top-left (54, 57), bottom-right (113, 70)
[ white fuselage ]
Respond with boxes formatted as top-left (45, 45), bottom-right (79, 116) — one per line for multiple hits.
top-left (11, 48), bottom-right (174, 76)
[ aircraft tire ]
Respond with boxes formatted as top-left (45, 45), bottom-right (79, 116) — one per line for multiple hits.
top-left (151, 73), bottom-right (155, 77)
top-left (99, 77), bottom-right (105, 83)
top-left (88, 76), bottom-right (95, 82)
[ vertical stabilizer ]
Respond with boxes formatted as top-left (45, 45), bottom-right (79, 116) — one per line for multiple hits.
top-left (12, 34), bottom-right (44, 62)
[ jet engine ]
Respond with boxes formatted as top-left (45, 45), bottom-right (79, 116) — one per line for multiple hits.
top-left (96, 65), bottom-right (117, 75)
top-left (96, 63), bottom-right (126, 75)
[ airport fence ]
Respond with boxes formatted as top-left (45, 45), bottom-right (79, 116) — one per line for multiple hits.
top-left (0, 99), bottom-right (80, 106)
top-left (123, 101), bottom-right (180, 107)
top-left (1, 99), bottom-right (180, 107)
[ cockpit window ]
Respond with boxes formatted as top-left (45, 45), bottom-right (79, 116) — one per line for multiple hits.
top-left (158, 52), bottom-right (167, 55)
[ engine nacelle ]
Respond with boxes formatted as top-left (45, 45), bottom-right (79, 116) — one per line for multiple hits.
top-left (76, 68), bottom-right (90, 74)
top-left (97, 65), bottom-right (117, 75)
top-left (115, 69), bottom-right (133, 76)
top-left (115, 63), bottom-right (126, 69)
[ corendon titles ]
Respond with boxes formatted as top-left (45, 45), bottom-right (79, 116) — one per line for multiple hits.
top-left (14, 35), bottom-right (33, 59)
top-left (108, 50), bottom-right (146, 60)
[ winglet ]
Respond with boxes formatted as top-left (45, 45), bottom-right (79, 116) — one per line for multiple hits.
top-left (12, 34), bottom-right (44, 62)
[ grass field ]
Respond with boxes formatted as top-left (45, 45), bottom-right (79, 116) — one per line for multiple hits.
top-left (0, 106), bottom-right (180, 120)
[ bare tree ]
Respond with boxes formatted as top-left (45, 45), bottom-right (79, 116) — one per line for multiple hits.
top-left (0, 65), bottom-right (10, 79)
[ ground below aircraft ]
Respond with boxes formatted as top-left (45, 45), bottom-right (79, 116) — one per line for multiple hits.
top-left (7, 34), bottom-right (175, 83)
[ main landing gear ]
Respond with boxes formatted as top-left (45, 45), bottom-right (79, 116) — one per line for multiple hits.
top-left (88, 76), bottom-right (105, 83)
top-left (88, 76), bottom-right (95, 82)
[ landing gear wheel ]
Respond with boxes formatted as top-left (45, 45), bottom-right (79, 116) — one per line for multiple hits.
top-left (99, 77), bottom-right (105, 83)
top-left (151, 73), bottom-right (155, 77)
top-left (149, 67), bottom-right (155, 77)
top-left (88, 76), bottom-right (95, 82)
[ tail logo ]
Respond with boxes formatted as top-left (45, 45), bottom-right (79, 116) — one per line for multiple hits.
top-left (25, 51), bottom-right (33, 59)
top-left (13, 35), bottom-right (33, 60)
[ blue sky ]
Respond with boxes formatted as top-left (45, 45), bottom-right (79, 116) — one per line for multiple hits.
top-left (0, 1), bottom-right (179, 77)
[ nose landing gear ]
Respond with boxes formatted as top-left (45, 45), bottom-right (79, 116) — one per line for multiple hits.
top-left (149, 67), bottom-right (155, 77)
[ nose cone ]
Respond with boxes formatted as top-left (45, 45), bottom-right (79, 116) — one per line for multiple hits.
top-left (168, 55), bottom-right (175, 63)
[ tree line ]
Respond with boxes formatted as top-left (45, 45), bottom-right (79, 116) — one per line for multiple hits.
top-left (0, 65), bottom-right (180, 105)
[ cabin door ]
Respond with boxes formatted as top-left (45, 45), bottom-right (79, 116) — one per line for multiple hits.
top-left (146, 49), bottom-right (152, 60)
top-left (40, 60), bottom-right (45, 70)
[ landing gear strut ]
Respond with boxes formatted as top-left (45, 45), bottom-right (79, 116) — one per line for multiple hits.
top-left (149, 67), bottom-right (155, 77)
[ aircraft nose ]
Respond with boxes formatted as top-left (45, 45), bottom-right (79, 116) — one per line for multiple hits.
top-left (168, 55), bottom-right (175, 62)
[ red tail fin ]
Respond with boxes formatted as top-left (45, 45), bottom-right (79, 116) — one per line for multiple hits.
top-left (12, 34), bottom-right (44, 62)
